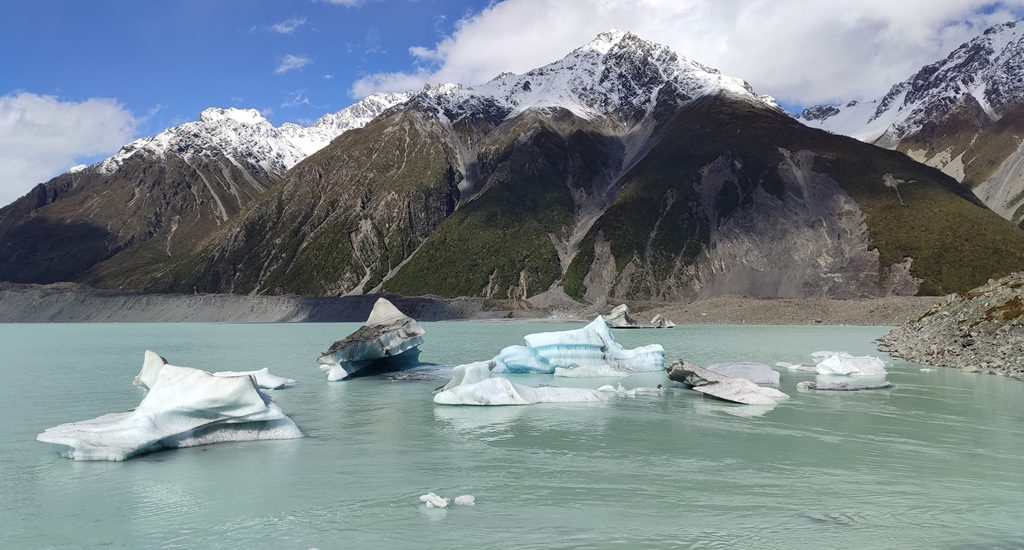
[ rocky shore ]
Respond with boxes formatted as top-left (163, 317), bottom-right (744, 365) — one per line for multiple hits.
top-left (879, 273), bottom-right (1024, 381)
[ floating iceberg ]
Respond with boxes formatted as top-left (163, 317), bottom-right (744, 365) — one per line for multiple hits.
top-left (134, 350), bottom-right (294, 390)
top-left (775, 361), bottom-right (816, 373)
top-left (454, 495), bottom-right (476, 506)
top-left (602, 304), bottom-right (640, 328)
top-left (666, 360), bottom-right (789, 406)
top-left (797, 379), bottom-right (893, 391)
top-left (597, 383), bottom-right (665, 397)
top-left (811, 351), bottom-right (887, 376)
top-left (650, 314), bottom-right (676, 328)
top-left (318, 298), bottom-right (425, 381)
top-left (706, 362), bottom-right (780, 385)
top-left (419, 493), bottom-right (449, 509)
top-left (492, 317), bottom-right (664, 375)
top-left (554, 364), bottom-right (629, 378)
top-left (433, 361), bottom-right (607, 406)
top-left (38, 362), bottom-right (302, 461)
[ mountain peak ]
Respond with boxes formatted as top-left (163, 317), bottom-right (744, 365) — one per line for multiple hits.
top-left (582, 28), bottom-right (630, 54)
top-left (199, 107), bottom-right (268, 124)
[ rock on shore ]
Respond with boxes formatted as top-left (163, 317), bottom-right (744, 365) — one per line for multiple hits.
top-left (879, 273), bottom-right (1024, 380)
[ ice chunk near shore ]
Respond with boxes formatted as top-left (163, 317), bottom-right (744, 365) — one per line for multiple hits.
top-left (603, 304), bottom-right (640, 328)
top-left (650, 314), bottom-right (676, 328)
top-left (433, 361), bottom-right (607, 406)
top-left (492, 317), bottom-right (664, 375)
top-left (706, 362), bottom-right (780, 385)
top-left (38, 363), bottom-right (302, 461)
top-left (666, 360), bottom-right (789, 406)
top-left (134, 350), bottom-right (294, 390)
top-left (811, 352), bottom-right (886, 376)
top-left (317, 298), bottom-right (425, 381)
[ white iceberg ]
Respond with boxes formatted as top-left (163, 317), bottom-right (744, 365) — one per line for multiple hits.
top-left (492, 317), bottom-right (664, 375)
top-left (454, 495), bottom-right (476, 506)
top-left (433, 361), bottom-right (607, 406)
top-left (419, 492), bottom-right (449, 508)
top-left (38, 363), bottom-right (302, 461)
top-left (811, 351), bottom-right (887, 376)
top-left (554, 364), bottom-right (629, 378)
top-left (650, 314), bottom-right (676, 328)
top-left (134, 350), bottom-right (294, 390)
top-left (597, 383), bottom-right (666, 397)
top-left (706, 362), bottom-right (780, 385)
top-left (602, 304), bottom-right (640, 328)
top-left (318, 298), bottom-right (425, 381)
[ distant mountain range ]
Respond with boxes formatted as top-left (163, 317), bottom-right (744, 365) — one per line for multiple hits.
top-left (800, 20), bottom-right (1024, 227)
top-left (3, 29), bottom-right (1023, 301)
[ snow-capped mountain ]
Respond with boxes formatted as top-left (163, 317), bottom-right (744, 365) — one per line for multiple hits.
top-left (799, 20), bottom-right (1024, 224)
top-left (407, 30), bottom-right (776, 129)
top-left (151, 30), bottom-right (1024, 301)
top-left (0, 92), bottom-right (410, 287)
top-left (97, 91), bottom-right (411, 176)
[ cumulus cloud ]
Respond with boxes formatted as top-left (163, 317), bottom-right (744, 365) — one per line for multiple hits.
top-left (350, 0), bottom-right (1024, 105)
top-left (0, 92), bottom-right (138, 207)
top-left (271, 16), bottom-right (306, 34)
top-left (276, 54), bottom-right (312, 74)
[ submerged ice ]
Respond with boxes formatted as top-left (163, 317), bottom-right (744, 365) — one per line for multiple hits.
top-left (318, 298), bottom-right (425, 381)
top-left (492, 317), bottom-right (664, 375)
top-left (38, 355), bottom-right (302, 461)
top-left (433, 361), bottom-right (607, 406)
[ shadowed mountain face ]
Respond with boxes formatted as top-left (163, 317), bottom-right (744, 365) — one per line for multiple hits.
top-left (6, 31), bottom-right (1024, 301)
top-left (800, 20), bottom-right (1024, 227)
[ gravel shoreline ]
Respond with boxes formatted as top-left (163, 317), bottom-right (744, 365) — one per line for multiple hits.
top-left (1, 283), bottom-right (945, 325)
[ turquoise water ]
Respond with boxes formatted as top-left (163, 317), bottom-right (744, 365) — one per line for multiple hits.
top-left (1, 322), bottom-right (1023, 549)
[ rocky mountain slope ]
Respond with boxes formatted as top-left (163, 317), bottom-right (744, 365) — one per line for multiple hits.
top-left (799, 20), bottom-right (1024, 226)
top-left (880, 273), bottom-right (1024, 380)
top-left (0, 92), bottom-right (409, 286)
top-left (154, 31), bottom-right (1024, 301)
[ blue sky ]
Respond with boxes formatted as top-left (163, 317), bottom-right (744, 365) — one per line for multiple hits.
top-left (0, 0), bottom-right (493, 133)
top-left (2, 0), bottom-right (1023, 207)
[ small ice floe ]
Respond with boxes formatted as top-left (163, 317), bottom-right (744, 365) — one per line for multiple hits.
top-left (492, 317), bottom-right (664, 375)
top-left (797, 379), bottom-right (893, 392)
top-left (666, 360), bottom-right (788, 406)
top-left (597, 383), bottom-right (665, 398)
top-left (39, 354), bottom-right (303, 461)
top-left (775, 361), bottom-right (817, 373)
top-left (134, 350), bottom-right (294, 390)
top-left (706, 362), bottom-right (780, 385)
top-left (317, 298), bottom-right (425, 381)
top-left (454, 495), bottom-right (476, 506)
top-left (419, 493), bottom-right (449, 509)
top-left (433, 361), bottom-right (606, 406)
top-left (650, 314), bottom-right (676, 328)
top-left (920, 368), bottom-right (935, 373)
top-left (809, 351), bottom-right (887, 376)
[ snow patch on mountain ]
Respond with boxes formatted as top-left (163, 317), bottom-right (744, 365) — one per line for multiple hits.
top-left (95, 92), bottom-right (411, 176)
top-left (800, 20), bottom-right (1024, 145)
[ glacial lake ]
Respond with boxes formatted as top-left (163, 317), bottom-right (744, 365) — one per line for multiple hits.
top-left (1, 321), bottom-right (1023, 549)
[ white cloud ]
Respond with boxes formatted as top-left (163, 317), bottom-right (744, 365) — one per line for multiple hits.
top-left (271, 16), bottom-right (306, 34)
top-left (281, 90), bottom-right (310, 108)
top-left (350, 0), bottom-right (1024, 106)
top-left (0, 92), bottom-right (138, 207)
top-left (321, 0), bottom-right (368, 6)
top-left (276, 54), bottom-right (312, 74)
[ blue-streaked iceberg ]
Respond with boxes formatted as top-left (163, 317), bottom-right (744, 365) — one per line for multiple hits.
top-left (133, 350), bottom-right (294, 390)
top-left (38, 362), bottom-right (302, 461)
top-left (318, 298), bottom-right (425, 381)
top-left (433, 361), bottom-right (607, 406)
top-left (492, 317), bottom-right (664, 375)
